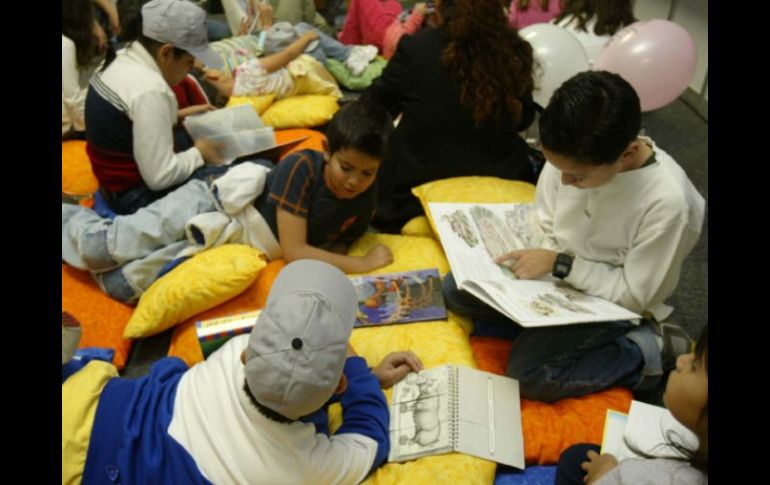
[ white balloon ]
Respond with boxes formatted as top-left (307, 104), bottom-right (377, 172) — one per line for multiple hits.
top-left (519, 23), bottom-right (590, 107)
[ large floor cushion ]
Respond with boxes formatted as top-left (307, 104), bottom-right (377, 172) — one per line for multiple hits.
top-left (62, 264), bottom-right (133, 369)
top-left (62, 140), bottom-right (98, 197)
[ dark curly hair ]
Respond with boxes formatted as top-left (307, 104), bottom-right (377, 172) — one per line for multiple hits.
top-left (62, 0), bottom-right (99, 68)
top-left (554, 0), bottom-right (635, 36)
top-left (439, 0), bottom-right (534, 127)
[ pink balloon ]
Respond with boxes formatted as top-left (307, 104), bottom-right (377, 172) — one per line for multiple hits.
top-left (593, 20), bottom-right (697, 112)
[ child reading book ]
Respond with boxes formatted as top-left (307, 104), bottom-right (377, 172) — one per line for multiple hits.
top-left (555, 324), bottom-right (708, 484)
top-left (442, 71), bottom-right (705, 402)
top-left (62, 100), bottom-right (396, 302)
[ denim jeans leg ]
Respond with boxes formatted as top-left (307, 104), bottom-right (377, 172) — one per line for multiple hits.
top-left (295, 22), bottom-right (352, 63)
top-left (506, 321), bottom-right (644, 402)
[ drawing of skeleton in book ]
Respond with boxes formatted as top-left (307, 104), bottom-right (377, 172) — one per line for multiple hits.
top-left (356, 272), bottom-right (443, 325)
top-left (392, 372), bottom-right (451, 455)
top-left (442, 210), bottom-right (479, 248)
top-left (469, 206), bottom-right (519, 278)
top-left (504, 206), bottom-right (548, 249)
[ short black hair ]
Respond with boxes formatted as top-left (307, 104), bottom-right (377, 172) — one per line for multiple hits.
top-left (325, 100), bottom-right (394, 160)
top-left (242, 381), bottom-right (295, 424)
top-left (539, 70), bottom-right (641, 165)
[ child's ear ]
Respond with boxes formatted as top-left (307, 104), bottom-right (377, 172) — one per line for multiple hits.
top-left (322, 139), bottom-right (331, 162)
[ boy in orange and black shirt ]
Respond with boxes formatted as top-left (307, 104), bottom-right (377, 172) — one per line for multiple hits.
top-left (255, 100), bottom-right (395, 274)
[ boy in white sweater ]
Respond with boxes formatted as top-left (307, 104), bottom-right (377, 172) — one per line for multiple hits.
top-left (443, 71), bottom-right (705, 402)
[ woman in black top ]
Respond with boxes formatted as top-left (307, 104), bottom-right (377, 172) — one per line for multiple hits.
top-left (364, 0), bottom-right (539, 233)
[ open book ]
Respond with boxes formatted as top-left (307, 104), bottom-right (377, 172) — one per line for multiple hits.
top-left (601, 400), bottom-right (699, 461)
top-left (428, 202), bottom-right (641, 327)
top-left (350, 269), bottom-right (446, 327)
top-left (388, 365), bottom-right (525, 469)
top-left (196, 309), bottom-right (262, 358)
top-left (184, 104), bottom-right (305, 164)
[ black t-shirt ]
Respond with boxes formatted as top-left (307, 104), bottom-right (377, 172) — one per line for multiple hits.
top-left (255, 150), bottom-right (377, 248)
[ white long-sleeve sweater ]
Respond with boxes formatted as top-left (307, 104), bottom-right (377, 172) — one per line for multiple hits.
top-left (535, 137), bottom-right (705, 321)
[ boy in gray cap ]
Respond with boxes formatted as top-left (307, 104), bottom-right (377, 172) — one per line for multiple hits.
top-left (62, 259), bottom-right (423, 483)
top-left (85, 0), bottom-right (231, 216)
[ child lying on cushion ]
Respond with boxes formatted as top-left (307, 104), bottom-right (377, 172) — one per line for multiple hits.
top-left (62, 100), bottom-right (395, 302)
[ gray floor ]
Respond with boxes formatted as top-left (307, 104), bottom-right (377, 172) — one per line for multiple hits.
top-left (121, 98), bottom-right (709, 387)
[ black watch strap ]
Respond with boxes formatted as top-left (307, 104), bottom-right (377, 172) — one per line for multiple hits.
top-left (552, 252), bottom-right (574, 279)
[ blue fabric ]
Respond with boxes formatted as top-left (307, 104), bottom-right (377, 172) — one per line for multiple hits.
top-left (61, 347), bottom-right (116, 383)
top-left (294, 22), bottom-right (352, 64)
top-left (82, 357), bottom-right (211, 484)
top-left (93, 190), bottom-right (118, 219)
top-left (495, 465), bottom-right (558, 485)
top-left (336, 356), bottom-right (390, 473)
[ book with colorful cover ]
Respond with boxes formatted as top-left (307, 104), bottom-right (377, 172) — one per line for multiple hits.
top-left (350, 269), bottom-right (447, 327)
top-left (196, 309), bottom-right (262, 358)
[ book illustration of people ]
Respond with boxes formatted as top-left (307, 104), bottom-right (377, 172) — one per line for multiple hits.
top-left (526, 285), bottom-right (598, 317)
top-left (352, 269), bottom-right (447, 326)
top-left (390, 369), bottom-right (452, 459)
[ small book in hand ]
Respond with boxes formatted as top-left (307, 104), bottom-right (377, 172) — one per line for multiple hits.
top-left (196, 309), bottom-right (262, 358)
top-left (388, 364), bottom-right (525, 469)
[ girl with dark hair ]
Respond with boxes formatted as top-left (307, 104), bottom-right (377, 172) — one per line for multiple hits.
top-left (552, 0), bottom-right (635, 65)
top-left (62, 0), bottom-right (105, 137)
top-left (364, 0), bottom-right (540, 233)
top-left (555, 324), bottom-right (708, 484)
top-left (508, 0), bottom-right (562, 30)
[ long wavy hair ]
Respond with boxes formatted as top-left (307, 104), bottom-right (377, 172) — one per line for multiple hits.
top-left (554, 0), bottom-right (635, 36)
top-left (440, 0), bottom-right (534, 127)
top-left (62, 0), bottom-right (99, 67)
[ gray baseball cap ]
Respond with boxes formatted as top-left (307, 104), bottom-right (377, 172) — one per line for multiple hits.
top-left (141, 0), bottom-right (224, 69)
top-left (244, 260), bottom-right (357, 420)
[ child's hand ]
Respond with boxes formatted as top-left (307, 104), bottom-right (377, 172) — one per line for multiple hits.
top-left (495, 249), bottom-right (557, 280)
top-left (194, 137), bottom-right (226, 165)
top-left (372, 351), bottom-right (424, 389)
top-left (414, 2), bottom-right (429, 15)
top-left (300, 31), bottom-right (320, 45)
top-left (178, 104), bottom-right (216, 120)
top-left (362, 244), bottom-right (393, 271)
top-left (581, 451), bottom-right (618, 484)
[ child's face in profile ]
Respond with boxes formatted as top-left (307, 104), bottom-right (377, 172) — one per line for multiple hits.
top-left (542, 147), bottom-right (622, 189)
top-left (663, 352), bottom-right (708, 434)
top-left (324, 148), bottom-right (380, 199)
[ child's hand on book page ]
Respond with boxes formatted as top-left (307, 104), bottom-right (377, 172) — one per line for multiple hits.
top-left (372, 351), bottom-right (424, 389)
top-left (581, 450), bottom-right (618, 484)
top-left (495, 249), bottom-right (557, 280)
top-left (361, 244), bottom-right (394, 272)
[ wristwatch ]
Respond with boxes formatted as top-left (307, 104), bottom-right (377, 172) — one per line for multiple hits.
top-left (552, 253), bottom-right (574, 279)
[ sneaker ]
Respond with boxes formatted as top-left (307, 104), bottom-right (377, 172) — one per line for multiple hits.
top-left (62, 311), bottom-right (82, 365)
top-left (345, 45), bottom-right (379, 76)
top-left (657, 321), bottom-right (694, 372)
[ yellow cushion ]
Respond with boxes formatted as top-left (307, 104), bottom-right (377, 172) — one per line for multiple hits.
top-left (62, 360), bottom-right (119, 485)
top-left (62, 140), bottom-right (98, 196)
top-left (123, 245), bottom-right (267, 339)
top-left (326, 233), bottom-right (491, 484)
top-left (262, 95), bottom-right (340, 129)
top-left (400, 216), bottom-right (434, 238)
top-left (226, 93), bottom-right (276, 115)
top-left (286, 55), bottom-right (343, 98)
top-left (411, 176), bottom-right (537, 237)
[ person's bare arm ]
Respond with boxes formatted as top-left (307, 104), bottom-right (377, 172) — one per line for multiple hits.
top-left (260, 31), bottom-right (319, 73)
top-left (277, 208), bottom-right (392, 273)
top-left (93, 0), bottom-right (120, 34)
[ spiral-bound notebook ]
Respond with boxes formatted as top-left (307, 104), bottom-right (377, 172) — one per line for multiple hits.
top-left (388, 365), bottom-right (525, 469)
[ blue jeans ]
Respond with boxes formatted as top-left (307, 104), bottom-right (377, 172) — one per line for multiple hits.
top-left (294, 22), bottom-right (352, 64)
top-left (101, 164), bottom-right (231, 216)
top-left (442, 272), bottom-right (654, 402)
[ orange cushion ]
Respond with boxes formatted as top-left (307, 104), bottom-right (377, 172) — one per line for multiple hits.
top-left (62, 264), bottom-right (133, 369)
top-left (168, 259), bottom-right (287, 367)
top-left (470, 336), bottom-right (633, 465)
top-left (62, 141), bottom-right (98, 196)
top-left (275, 129), bottom-right (326, 159)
